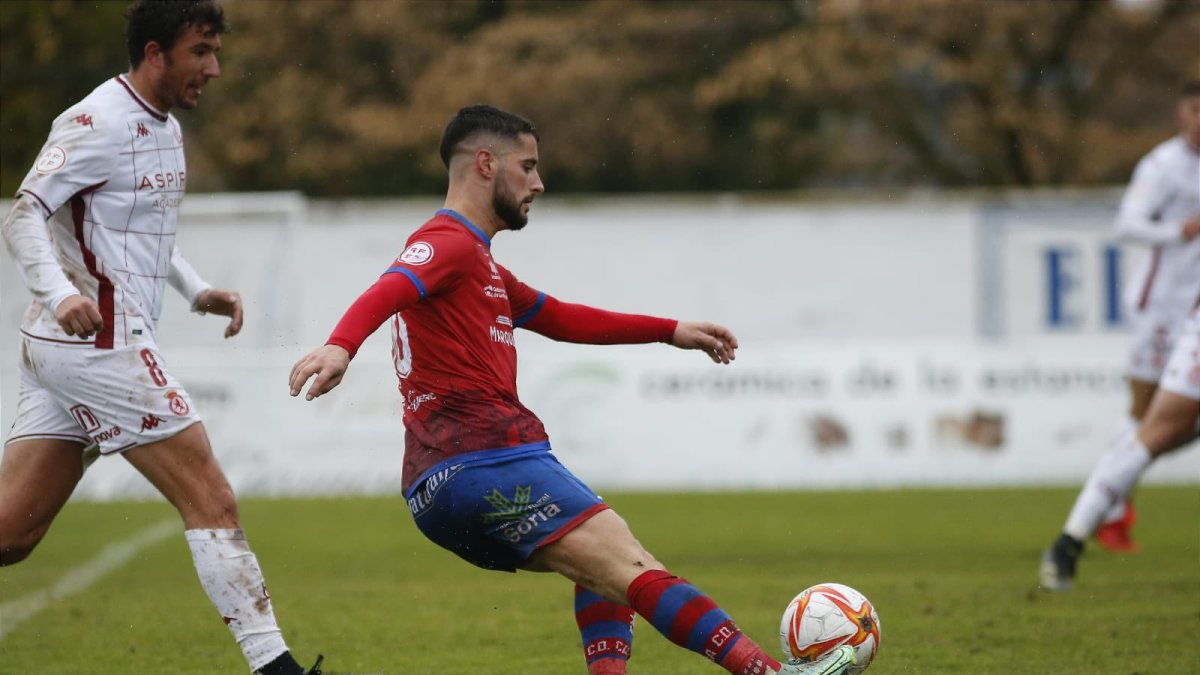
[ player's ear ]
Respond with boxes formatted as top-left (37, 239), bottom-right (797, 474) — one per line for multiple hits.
top-left (475, 148), bottom-right (496, 179)
top-left (142, 41), bottom-right (167, 71)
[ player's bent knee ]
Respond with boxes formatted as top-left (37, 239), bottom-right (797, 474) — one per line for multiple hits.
top-left (0, 542), bottom-right (35, 566)
top-left (0, 525), bottom-right (49, 565)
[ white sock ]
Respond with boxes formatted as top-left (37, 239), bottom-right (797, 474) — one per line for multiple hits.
top-left (1100, 416), bottom-right (1139, 524)
top-left (186, 529), bottom-right (289, 672)
top-left (1101, 500), bottom-right (1127, 525)
top-left (1063, 439), bottom-right (1153, 541)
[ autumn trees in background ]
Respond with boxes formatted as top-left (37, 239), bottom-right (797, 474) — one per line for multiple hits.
top-left (2, 0), bottom-right (1197, 197)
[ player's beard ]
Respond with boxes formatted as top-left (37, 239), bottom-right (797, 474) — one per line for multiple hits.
top-left (493, 176), bottom-right (529, 231)
top-left (160, 53), bottom-right (196, 111)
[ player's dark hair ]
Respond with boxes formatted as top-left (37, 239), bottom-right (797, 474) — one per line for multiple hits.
top-left (1182, 80), bottom-right (1200, 98)
top-left (439, 105), bottom-right (539, 169)
top-left (126, 0), bottom-right (227, 68)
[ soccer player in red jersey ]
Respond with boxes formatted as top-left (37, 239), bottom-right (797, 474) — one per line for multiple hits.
top-left (289, 105), bottom-right (855, 675)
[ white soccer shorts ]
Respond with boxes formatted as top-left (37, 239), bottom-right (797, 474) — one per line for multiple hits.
top-left (1125, 310), bottom-right (1179, 383)
top-left (7, 335), bottom-right (202, 455)
top-left (1158, 315), bottom-right (1200, 401)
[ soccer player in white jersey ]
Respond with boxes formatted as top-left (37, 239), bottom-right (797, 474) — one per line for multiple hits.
top-left (0, 2), bottom-right (320, 673)
top-left (1040, 302), bottom-right (1200, 591)
top-left (1094, 80), bottom-right (1200, 551)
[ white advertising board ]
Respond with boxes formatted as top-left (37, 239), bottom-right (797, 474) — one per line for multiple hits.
top-left (2, 191), bottom-right (1195, 499)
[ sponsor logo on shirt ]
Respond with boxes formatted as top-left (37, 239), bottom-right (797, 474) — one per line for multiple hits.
top-left (399, 241), bottom-right (434, 265)
top-left (70, 404), bottom-right (101, 433)
top-left (35, 146), bottom-right (67, 174)
top-left (483, 285), bottom-right (508, 299)
top-left (496, 315), bottom-right (513, 327)
top-left (489, 325), bottom-right (515, 347)
top-left (406, 391), bottom-right (437, 413)
top-left (152, 196), bottom-right (183, 211)
top-left (138, 171), bottom-right (185, 190)
top-left (90, 425), bottom-right (123, 444)
top-left (407, 464), bottom-right (464, 518)
top-left (70, 406), bottom-right (121, 444)
top-left (481, 485), bottom-right (562, 543)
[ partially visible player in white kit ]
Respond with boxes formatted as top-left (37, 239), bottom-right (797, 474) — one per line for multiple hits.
top-left (1093, 80), bottom-right (1200, 552)
top-left (1040, 302), bottom-right (1200, 590)
top-left (0, 2), bottom-right (319, 674)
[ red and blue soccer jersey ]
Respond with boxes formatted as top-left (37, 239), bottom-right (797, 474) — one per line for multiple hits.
top-left (326, 209), bottom-right (677, 492)
top-left (377, 210), bottom-right (549, 489)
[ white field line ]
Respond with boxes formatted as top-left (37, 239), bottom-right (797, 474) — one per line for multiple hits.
top-left (0, 517), bottom-right (178, 639)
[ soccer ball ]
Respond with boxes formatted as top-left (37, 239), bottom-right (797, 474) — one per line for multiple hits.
top-left (780, 582), bottom-right (881, 672)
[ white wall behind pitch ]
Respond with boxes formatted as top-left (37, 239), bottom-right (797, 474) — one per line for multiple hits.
top-left (2, 190), bottom-right (1195, 499)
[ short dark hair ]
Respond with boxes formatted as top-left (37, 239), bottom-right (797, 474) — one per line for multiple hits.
top-left (439, 105), bottom-right (539, 168)
top-left (126, 0), bottom-right (227, 68)
top-left (1182, 80), bottom-right (1200, 98)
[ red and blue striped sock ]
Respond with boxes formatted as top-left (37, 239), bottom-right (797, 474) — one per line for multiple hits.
top-left (626, 569), bottom-right (782, 675)
top-left (575, 584), bottom-right (635, 674)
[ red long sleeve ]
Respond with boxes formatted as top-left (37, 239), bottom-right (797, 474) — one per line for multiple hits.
top-left (522, 295), bottom-right (677, 345)
top-left (326, 272), bottom-right (422, 358)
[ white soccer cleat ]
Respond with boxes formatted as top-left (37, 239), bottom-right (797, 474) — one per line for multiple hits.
top-left (780, 645), bottom-right (857, 675)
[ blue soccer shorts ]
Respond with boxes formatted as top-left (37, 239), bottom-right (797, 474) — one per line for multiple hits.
top-left (404, 443), bottom-right (609, 572)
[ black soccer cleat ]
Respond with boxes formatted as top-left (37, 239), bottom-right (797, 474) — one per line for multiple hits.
top-left (254, 651), bottom-right (323, 675)
top-left (1039, 533), bottom-right (1084, 591)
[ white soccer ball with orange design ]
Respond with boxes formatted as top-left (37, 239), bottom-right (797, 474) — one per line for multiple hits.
top-left (779, 582), bottom-right (881, 672)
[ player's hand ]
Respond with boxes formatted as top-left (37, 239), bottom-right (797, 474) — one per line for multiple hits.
top-left (194, 288), bottom-right (243, 338)
top-left (670, 320), bottom-right (738, 364)
top-left (289, 344), bottom-right (351, 400)
top-left (55, 294), bottom-right (104, 338)
top-left (1181, 215), bottom-right (1200, 242)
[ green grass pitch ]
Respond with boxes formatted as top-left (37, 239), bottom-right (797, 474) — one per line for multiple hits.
top-left (1, 487), bottom-right (1196, 674)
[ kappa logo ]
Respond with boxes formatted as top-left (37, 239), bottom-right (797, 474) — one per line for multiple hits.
top-left (136, 123), bottom-right (150, 137)
top-left (140, 414), bottom-right (167, 432)
top-left (399, 242), bottom-right (434, 266)
top-left (73, 114), bottom-right (94, 129)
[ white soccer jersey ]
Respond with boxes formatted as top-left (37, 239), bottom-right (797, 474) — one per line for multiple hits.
top-left (1115, 136), bottom-right (1200, 322)
top-left (8, 74), bottom-right (209, 349)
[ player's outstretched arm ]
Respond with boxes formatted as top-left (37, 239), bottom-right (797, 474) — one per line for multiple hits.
top-left (289, 345), bottom-right (351, 401)
top-left (670, 321), bottom-right (738, 365)
top-left (193, 288), bottom-right (244, 338)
